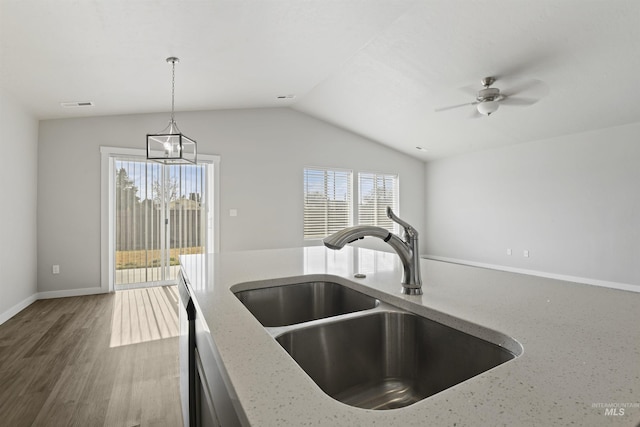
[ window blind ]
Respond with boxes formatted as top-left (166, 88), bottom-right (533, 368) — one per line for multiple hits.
top-left (304, 167), bottom-right (353, 239)
top-left (358, 172), bottom-right (399, 233)
top-left (114, 158), bottom-right (207, 286)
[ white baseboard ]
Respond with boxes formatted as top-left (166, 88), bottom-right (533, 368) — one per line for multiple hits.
top-left (37, 287), bottom-right (108, 300)
top-left (0, 287), bottom-right (110, 326)
top-left (0, 294), bottom-right (38, 325)
top-left (424, 255), bottom-right (640, 293)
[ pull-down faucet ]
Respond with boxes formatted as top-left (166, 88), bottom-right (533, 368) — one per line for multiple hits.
top-left (323, 207), bottom-right (423, 295)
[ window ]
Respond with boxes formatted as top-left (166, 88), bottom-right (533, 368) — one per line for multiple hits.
top-left (304, 167), bottom-right (352, 239)
top-left (358, 172), bottom-right (399, 233)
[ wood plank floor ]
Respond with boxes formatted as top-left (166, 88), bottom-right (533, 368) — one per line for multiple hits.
top-left (0, 286), bottom-right (183, 427)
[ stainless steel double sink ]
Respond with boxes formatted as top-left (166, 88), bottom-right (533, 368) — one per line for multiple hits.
top-left (234, 280), bottom-right (520, 410)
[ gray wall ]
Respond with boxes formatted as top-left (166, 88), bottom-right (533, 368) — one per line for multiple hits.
top-left (424, 122), bottom-right (640, 288)
top-left (38, 108), bottom-right (425, 293)
top-left (0, 90), bottom-right (38, 319)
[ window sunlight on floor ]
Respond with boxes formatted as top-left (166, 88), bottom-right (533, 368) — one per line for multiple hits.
top-left (110, 285), bottom-right (179, 347)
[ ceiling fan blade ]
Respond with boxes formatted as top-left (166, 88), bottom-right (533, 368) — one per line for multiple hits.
top-left (459, 84), bottom-right (480, 97)
top-left (434, 102), bottom-right (476, 112)
top-left (501, 97), bottom-right (539, 107)
top-left (502, 79), bottom-right (548, 98)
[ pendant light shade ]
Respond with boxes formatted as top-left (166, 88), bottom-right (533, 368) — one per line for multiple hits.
top-left (147, 57), bottom-right (197, 164)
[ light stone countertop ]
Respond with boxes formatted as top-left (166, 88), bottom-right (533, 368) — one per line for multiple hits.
top-left (180, 246), bottom-right (640, 426)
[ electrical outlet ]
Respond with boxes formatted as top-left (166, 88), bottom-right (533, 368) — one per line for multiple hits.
top-left (506, 248), bottom-right (512, 256)
top-left (52, 265), bottom-right (60, 274)
top-left (229, 209), bottom-right (238, 217)
top-left (524, 250), bottom-right (530, 258)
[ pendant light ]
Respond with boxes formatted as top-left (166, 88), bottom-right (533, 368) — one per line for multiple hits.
top-left (147, 57), bottom-right (197, 164)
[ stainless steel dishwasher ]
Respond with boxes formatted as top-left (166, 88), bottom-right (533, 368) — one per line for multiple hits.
top-left (179, 267), bottom-right (239, 427)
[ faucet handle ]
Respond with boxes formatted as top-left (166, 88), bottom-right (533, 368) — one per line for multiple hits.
top-left (386, 207), bottom-right (418, 237)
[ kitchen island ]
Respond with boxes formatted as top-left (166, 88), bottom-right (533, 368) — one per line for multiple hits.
top-left (180, 246), bottom-right (640, 426)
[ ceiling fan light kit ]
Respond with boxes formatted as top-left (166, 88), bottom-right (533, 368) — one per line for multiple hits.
top-left (477, 100), bottom-right (499, 115)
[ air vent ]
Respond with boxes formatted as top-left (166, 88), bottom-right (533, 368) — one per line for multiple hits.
top-left (60, 101), bottom-right (95, 108)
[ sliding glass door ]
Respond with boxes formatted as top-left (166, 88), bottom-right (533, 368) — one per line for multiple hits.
top-left (113, 157), bottom-right (211, 289)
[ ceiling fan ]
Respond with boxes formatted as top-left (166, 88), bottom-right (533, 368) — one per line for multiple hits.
top-left (435, 76), bottom-right (546, 117)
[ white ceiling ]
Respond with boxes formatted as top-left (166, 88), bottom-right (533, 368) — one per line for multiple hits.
top-left (2, 0), bottom-right (639, 161)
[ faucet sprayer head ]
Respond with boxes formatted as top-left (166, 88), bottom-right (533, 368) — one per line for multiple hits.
top-left (323, 226), bottom-right (390, 250)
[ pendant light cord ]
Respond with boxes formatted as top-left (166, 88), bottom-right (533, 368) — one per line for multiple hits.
top-left (170, 59), bottom-right (176, 124)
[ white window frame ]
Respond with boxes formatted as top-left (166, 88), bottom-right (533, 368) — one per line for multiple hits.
top-left (100, 146), bottom-right (220, 292)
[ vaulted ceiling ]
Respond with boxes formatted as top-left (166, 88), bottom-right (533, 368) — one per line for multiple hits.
top-left (2, 0), bottom-right (639, 160)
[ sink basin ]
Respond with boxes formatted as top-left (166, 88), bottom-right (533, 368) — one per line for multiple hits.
top-left (276, 311), bottom-right (517, 410)
top-left (234, 281), bottom-right (378, 327)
